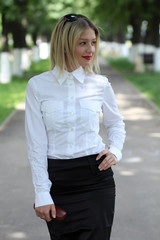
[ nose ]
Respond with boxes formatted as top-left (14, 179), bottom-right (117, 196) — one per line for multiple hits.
top-left (86, 43), bottom-right (94, 53)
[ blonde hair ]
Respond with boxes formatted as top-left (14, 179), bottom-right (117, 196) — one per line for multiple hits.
top-left (50, 14), bottom-right (100, 74)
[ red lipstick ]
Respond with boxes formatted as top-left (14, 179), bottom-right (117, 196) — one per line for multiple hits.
top-left (82, 56), bottom-right (92, 60)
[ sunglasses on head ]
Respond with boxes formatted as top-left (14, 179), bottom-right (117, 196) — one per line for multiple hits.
top-left (64, 14), bottom-right (86, 22)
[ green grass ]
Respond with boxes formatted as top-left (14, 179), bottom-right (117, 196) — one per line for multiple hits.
top-left (26, 59), bottom-right (50, 74)
top-left (107, 57), bottom-right (160, 109)
top-left (0, 76), bottom-right (28, 124)
top-left (127, 73), bottom-right (160, 108)
top-left (107, 57), bottom-right (135, 72)
top-left (0, 59), bottom-right (50, 125)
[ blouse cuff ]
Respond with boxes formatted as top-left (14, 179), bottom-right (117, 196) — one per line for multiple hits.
top-left (109, 147), bottom-right (122, 161)
top-left (35, 192), bottom-right (54, 207)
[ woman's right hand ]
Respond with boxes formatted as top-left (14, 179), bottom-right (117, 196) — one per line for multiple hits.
top-left (35, 204), bottom-right (56, 222)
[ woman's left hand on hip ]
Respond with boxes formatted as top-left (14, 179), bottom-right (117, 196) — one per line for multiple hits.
top-left (96, 149), bottom-right (117, 171)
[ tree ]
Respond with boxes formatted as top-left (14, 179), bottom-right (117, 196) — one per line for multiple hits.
top-left (1, 0), bottom-right (28, 48)
top-left (142, 0), bottom-right (160, 47)
top-left (94, 0), bottom-right (160, 46)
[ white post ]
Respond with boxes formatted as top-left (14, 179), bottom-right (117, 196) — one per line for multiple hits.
top-left (21, 48), bottom-right (31, 71)
top-left (0, 52), bottom-right (12, 83)
top-left (129, 43), bottom-right (144, 62)
top-left (134, 56), bottom-right (145, 73)
top-left (144, 44), bottom-right (156, 54)
top-left (39, 42), bottom-right (50, 59)
top-left (12, 48), bottom-right (23, 76)
top-left (32, 45), bottom-right (40, 62)
top-left (119, 43), bottom-right (129, 57)
top-left (154, 48), bottom-right (160, 72)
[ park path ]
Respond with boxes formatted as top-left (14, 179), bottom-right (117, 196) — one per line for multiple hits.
top-left (0, 58), bottom-right (160, 240)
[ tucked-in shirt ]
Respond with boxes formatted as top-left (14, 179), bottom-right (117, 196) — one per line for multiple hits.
top-left (25, 66), bottom-right (126, 207)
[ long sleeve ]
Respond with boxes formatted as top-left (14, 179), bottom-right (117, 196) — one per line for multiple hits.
top-left (25, 68), bottom-right (126, 205)
top-left (25, 79), bottom-right (53, 207)
top-left (102, 79), bottom-right (126, 161)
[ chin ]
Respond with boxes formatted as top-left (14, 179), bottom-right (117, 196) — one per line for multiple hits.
top-left (82, 63), bottom-right (90, 67)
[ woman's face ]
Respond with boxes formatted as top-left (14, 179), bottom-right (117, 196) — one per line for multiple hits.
top-left (75, 28), bottom-right (96, 69)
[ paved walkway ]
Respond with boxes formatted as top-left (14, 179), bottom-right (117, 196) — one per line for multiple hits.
top-left (0, 59), bottom-right (160, 240)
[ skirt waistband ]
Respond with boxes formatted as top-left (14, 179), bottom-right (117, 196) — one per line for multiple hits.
top-left (48, 154), bottom-right (106, 168)
top-left (48, 154), bottom-right (108, 177)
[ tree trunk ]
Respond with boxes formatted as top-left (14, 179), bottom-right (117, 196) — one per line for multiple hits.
top-left (129, 17), bottom-right (142, 62)
top-left (145, 16), bottom-right (160, 47)
top-left (144, 21), bottom-right (153, 45)
top-left (144, 13), bottom-right (160, 71)
top-left (10, 21), bottom-right (27, 48)
top-left (151, 15), bottom-right (160, 47)
top-left (32, 31), bottom-right (38, 46)
top-left (9, 19), bottom-right (28, 76)
top-left (1, 13), bottom-right (9, 52)
top-left (117, 25), bottom-right (126, 43)
top-left (130, 17), bottom-right (142, 44)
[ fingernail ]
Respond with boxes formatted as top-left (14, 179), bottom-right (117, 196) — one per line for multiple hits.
top-left (53, 215), bottom-right (56, 219)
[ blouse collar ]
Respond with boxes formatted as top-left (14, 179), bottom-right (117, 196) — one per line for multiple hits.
top-left (52, 66), bottom-right (85, 85)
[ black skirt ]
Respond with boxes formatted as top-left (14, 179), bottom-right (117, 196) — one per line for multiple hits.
top-left (47, 154), bottom-right (115, 240)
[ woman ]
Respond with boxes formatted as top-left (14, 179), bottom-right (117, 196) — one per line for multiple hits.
top-left (25, 13), bottom-right (126, 240)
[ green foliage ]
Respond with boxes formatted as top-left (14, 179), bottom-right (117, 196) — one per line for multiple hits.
top-left (26, 0), bottom-right (96, 38)
top-left (1, 0), bottom-right (160, 48)
top-left (0, 0), bottom-right (27, 22)
top-left (1, 0), bottom-right (99, 35)
top-left (94, 0), bottom-right (160, 41)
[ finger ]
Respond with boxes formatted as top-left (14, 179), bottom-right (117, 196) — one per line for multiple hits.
top-left (40, 215), bottom-right (46, 220)
top-left (51, 204), bottom-right (56, 219)
top-left (96, 150), bottom-right (109, 160)
top-left (44, 211), bottom-right (52, 222)
top-left (104, 158), bottom-right (116, 170)
top-left (98, 155), bottom-right (116, 171)
top-left (98, 154), bottom-right (111, 169)
top-left (35, 205), bottom-right (54, 222)
top-left (43, 205), bottom-right (55, 222)
top-left (99, 161), bottom-right (112, 171)
top-left (35, 207), bottom-right (41, 217)
top-left (98, 159), bottom-right (110, 171)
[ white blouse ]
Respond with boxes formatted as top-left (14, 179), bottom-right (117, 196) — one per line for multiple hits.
top-left (25, 66), bottom-right (126, 207)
